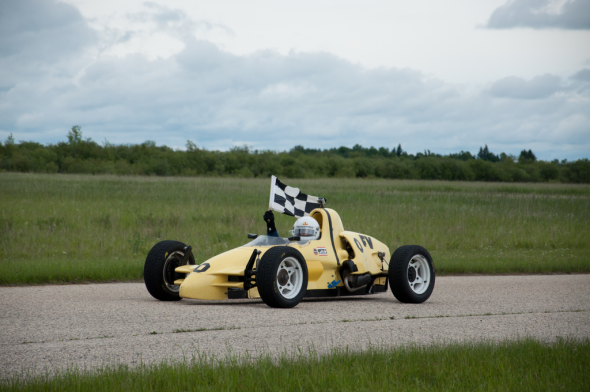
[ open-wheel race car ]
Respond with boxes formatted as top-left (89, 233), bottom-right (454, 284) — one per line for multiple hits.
top-left (144, 204), bottom-right (435, 308)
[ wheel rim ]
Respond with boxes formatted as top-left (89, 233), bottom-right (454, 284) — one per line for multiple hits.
top-left (163, 251), bottom-right (187, 293)
top-left (407, 254), bottom-right (431, 294)
top-left (276, 257), bottom-right (303, 299)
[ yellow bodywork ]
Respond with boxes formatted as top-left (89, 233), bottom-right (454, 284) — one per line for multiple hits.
top-left (177, 208), bottom-right (390, 300)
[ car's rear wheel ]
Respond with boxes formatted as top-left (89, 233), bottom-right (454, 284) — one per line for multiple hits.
top-left (256, 246), bottom-right (308, 308)
top-left (389, 245), bottom-right (435, 303)
top-left (144, 240), bottom-right (195, 301)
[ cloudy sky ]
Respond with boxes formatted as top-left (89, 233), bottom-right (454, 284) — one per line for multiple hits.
top-left (1, 0), bottom-right (589, 160)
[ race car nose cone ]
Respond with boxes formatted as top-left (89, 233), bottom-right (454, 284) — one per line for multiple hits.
top-left (278, 269), bottom-right (289, 286)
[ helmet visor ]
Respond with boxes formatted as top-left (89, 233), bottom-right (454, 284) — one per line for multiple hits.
top-left (295, 227), bottom-right (316, 237)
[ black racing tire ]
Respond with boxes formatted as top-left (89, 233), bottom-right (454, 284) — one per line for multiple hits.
top-left (256, 246), bottom-right (308, 308)
top-left (389, 245), bottom-right (435, 304)
top-left (144, 240), bottom-right (195, 301)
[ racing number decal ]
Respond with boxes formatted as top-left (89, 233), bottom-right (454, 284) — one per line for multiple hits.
top-left (354, 238), bottom-right (364, 253)
top-left (354, 235), bottom-right (374, 253)
top-left (359, 235), bottom-right (373, 249)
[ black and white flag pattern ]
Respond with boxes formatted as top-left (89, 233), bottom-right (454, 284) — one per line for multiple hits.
top-left (269, 176), bottom-right (324, 218)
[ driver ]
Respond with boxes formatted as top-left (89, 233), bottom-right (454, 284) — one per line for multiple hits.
top-left (263, 211), bottom-right (320, 240)
top-left (291, 216), bottom-right (321, 240)
top-left (263, 210), bottom-right (279, 237)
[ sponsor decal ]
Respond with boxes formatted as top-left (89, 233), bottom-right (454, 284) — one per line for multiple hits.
top-left (328, 280), bottom-right (340, 289)
top-left (354, 238), bottom-right (364, 253)
top-left (316, 247), bottom-right (328, 256)
top-left (359, 235), bottom-right (374, 249)
top-left (313, 248), bottom-right (318, 255)
top-left (195, 263), bottom-right (210, 273)
top-left (302, 222), bottom-right (308, 225)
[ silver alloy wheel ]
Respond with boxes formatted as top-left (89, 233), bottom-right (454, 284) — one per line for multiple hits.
top-left (276, 256), bottom-right (304, 299)
top-left (407, 254), bottom-right (431, 294)
top-left (163, 251), bottom-right (185, 293)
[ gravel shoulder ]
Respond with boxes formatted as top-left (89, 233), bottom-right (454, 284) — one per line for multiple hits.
top-left (1, 275), bottom-right (589, 380)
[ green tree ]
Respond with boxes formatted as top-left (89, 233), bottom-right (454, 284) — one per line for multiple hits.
top-left (477, 145), bottom-right (500, 162)
top-left (186, 140), bottom-right (198, 152)
top-left (519, 149), bottom-right (537, 163)
top-left (449, 151), bottom-right (475, 161)
top-left (67, 125), bottom-right (83, 144)
top-left (5, 133), bottom-right (16, 146)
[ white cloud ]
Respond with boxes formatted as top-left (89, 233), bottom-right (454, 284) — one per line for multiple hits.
top-left (0, 0), bottom-right (589, 160)
top-left (260, 82), bottom-right (317, 100)
top-left (59, 0), bottom-right (590, 85)
top-left (571, 68), bottom-right (590, 81)
top-left (486, 0), bottom-right (590, 30)
top-left (488, 74), bottom-right (563, 99)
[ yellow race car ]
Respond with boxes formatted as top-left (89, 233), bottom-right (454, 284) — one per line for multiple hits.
top-left (144, 207), bottom-right (435, 308)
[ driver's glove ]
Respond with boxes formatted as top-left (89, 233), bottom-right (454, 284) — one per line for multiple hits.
top-left (263, 210), bottom-right (277, 234)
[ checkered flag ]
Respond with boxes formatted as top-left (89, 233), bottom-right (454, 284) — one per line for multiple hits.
top-left (269, 176), bottom-right (325, 218)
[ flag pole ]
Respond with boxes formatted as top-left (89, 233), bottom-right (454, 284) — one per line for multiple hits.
top-left (269, 175), bottom-right (277, 211)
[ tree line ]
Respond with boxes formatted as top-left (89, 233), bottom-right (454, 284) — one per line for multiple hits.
top-left (1, 126), bottom-right (589, 183)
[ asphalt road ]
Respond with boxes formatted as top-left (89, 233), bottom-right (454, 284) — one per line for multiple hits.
top-left (1, 275), bottom-right (589, 380)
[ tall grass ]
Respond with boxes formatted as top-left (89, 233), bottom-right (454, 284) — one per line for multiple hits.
top-left (3, 339), bottom-right (589, 391)
top-left (1, 173), bottom-right (589, 284)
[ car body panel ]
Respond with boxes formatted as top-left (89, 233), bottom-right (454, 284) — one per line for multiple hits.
top-left (338, 231), bottom-right (390, 275)
top-left (177, 208), bottom-right (390, 300)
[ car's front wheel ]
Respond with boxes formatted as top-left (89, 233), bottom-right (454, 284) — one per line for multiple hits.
top-left (144, 240), bottom-right (195, 301)
top-left (389, 245), bottom-right (435, 303)
top-left (256, 246), bottom-right (308, 308)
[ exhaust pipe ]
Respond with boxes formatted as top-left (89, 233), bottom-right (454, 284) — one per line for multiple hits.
top-left (342, 271), bottom-right (372, 292)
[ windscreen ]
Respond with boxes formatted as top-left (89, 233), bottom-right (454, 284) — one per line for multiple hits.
top-left (243, 236), bottom-right (290, 247)
top-left (242, 235), bottom-right (313, 247)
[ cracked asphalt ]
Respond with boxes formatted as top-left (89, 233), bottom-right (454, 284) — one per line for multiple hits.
top-left (1, 274), bottom-right (589, 380)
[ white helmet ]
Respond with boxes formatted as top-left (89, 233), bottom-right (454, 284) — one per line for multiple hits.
top-left (291, 216), bottom-right (320, 240)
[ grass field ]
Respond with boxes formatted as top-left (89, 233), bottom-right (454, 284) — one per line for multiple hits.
top-left (1, 173), bottom-right (589, 284)
top-left (3, 339), bottom-right (589, 391)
